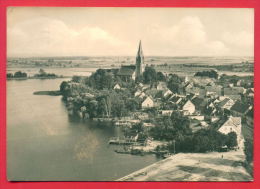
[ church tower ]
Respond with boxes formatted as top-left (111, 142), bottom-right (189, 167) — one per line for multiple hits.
top-left (135, 40), bottom-right (145, 80)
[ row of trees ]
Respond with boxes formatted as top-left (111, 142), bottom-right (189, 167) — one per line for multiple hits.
top-left (33, 68), bottom-right (57, 78)
top-left (194, 70), bottom-right (219, 79)
top-left (7, 71), bottom-right (27, 78)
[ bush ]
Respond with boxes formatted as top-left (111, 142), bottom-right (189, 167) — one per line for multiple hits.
top-left (14, 71), bottom-right (27, 78)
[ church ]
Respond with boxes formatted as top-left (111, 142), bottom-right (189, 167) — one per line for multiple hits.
top-left (116, 40), bottom-right (145, 82)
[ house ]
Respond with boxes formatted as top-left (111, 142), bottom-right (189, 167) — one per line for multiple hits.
top-left (113, 83), bottom-right (121, 90)
top-left (204, 106), bottom-right (217, 116)
top-left (134, 112), bottom-right (149, 120)
top-left (117, 65), bottom-right (136, 82)
top-left (205, 85), bottom-right (222, 96)
top-left (236, 80), bottom-right (242, 86)
top-left (181, 100), bottom-right (196, 115)
top-left (186, 86), bottom-right (200, 95)
top-left (184, 82), bottom-right (193, 91)
top-left (138, 92), bottom-right (146, 99)
top-left (141, 96), bottom-right (154, 109)
top-left (143, 122), bottom-right (156, 131)
top-left (186, 93), bottom-right (196, 100)
top-left (160, 110), bottom-right (174, 116)
top-left (217, 98), bottom-right (235, 110)
top-left (218, 116), bottom-right (243, 146)
top-left (145, 89), bottom-right (161, 99)
top-left (134, 90), bottom-right (142, 97)
top-left (184, 76), bottom-right (190, 83)
top-left (224, 87), bottom-right (246, 95)
top-left (156, 82), bottom-right (168, 91)
top-left (189, 115), bottom-right (204, 121)
top-left (186, 87), bottom-right (206, 98)
top-left (163, 89), bottom-right (173, 98)
top-left (246, 88), bottom-right (254, 97)
top-left (230, 101), bottom-right (251, 117)
top-left (208, 102), bottom-right (215, 108)
top-left (226, 95), bottom-right (241, 101)
top-left (170, 96), bottom-right (182, 105)
top-left (213, 98), bottom-right (220, 104)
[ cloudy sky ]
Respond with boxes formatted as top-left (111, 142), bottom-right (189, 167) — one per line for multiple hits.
top-left (7, 7), bottom-right (254, 57)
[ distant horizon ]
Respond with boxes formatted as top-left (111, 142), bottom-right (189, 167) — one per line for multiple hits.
top-left (7, 55), bottom-right (254, 59)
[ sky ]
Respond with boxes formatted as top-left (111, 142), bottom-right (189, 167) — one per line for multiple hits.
top-left (7, 7), bottom-right (254, 57)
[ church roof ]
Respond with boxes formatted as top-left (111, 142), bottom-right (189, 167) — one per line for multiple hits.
top-left (117, 65), bottom-right (136, 76)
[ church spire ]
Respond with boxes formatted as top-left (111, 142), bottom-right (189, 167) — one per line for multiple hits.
top-left (135, 40), bottom-right (145, 80)
top-left (137, 40), bottom-right (144, 58)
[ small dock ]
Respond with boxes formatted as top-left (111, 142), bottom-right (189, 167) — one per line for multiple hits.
top-left (108, 137), bottom-right (136, 145)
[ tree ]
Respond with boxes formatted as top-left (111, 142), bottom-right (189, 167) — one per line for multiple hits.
top-left (157, 72), bottom-right (166, 81)
top-left (39, 68), bottom-right (46, 76)
top-left (88, 69), bottom-right (114, 90)
top-left (88, 100), bottom-right (98, 118)
top-left (7, 73), bottom-right (13, 78)
top-left (167, 74), bottom-right (182, 93)
top-left (131, 123), bottom-right (143, 133)
top-left (60, 81), bottom-right (70, 97)
top-left (126, 98), bottom-right (140, 111)
top-left (72, 75), bottom-right (82, 83)
top-left (244, 138), bottom-right (253, 163)
top-left (14, 71), bottom-right (27, 78)
top-left (143, 66), bottom-right (157, 84)
top-left (194, 70), bottom-right (218, 79)
top-left (111, 99), bottom-right (126, 117)
top-left (226, 132), bottom-right (238, 149)
top-left (98, 98), bottom-right (108, 117)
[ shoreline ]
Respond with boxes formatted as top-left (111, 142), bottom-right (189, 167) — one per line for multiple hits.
top-left (7, 76), bottom-right (71, 80)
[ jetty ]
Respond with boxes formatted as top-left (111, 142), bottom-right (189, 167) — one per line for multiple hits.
top-left (108, 137), bottom-right (137, 145)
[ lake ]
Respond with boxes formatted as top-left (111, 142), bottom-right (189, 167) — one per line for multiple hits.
top-left (7, 78), bottom-right (159, 181)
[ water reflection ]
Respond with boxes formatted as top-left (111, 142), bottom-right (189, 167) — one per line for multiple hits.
top-left (73, 133), bottom-right (99, 161)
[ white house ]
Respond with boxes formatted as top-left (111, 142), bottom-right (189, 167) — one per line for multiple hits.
top-left (142, 96), bottom-right (154, 109)
top-left (163, 89), bottom-right (173, 98)
top-left (113, 83), bottom-right (121, 90)
top-left (181, 100), bottom-right (196, 115)
top-left (138, 92), bottom-right (146, 99)
top-left (218, 116), bottom-right (243, 147)
top-left (184, 76), bottom-right (190, 83)
top-left (134, 90), bottom-right (142, 97)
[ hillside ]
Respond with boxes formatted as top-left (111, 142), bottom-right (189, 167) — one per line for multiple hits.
top-left (117, 150), bottom-right (252, 181)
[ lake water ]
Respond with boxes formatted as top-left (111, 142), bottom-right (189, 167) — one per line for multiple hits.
top-left (7, 78), bottom-right (159, 181)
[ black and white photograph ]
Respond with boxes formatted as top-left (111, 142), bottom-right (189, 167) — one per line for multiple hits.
top-left (7, 7), bottom-right (254, 181)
